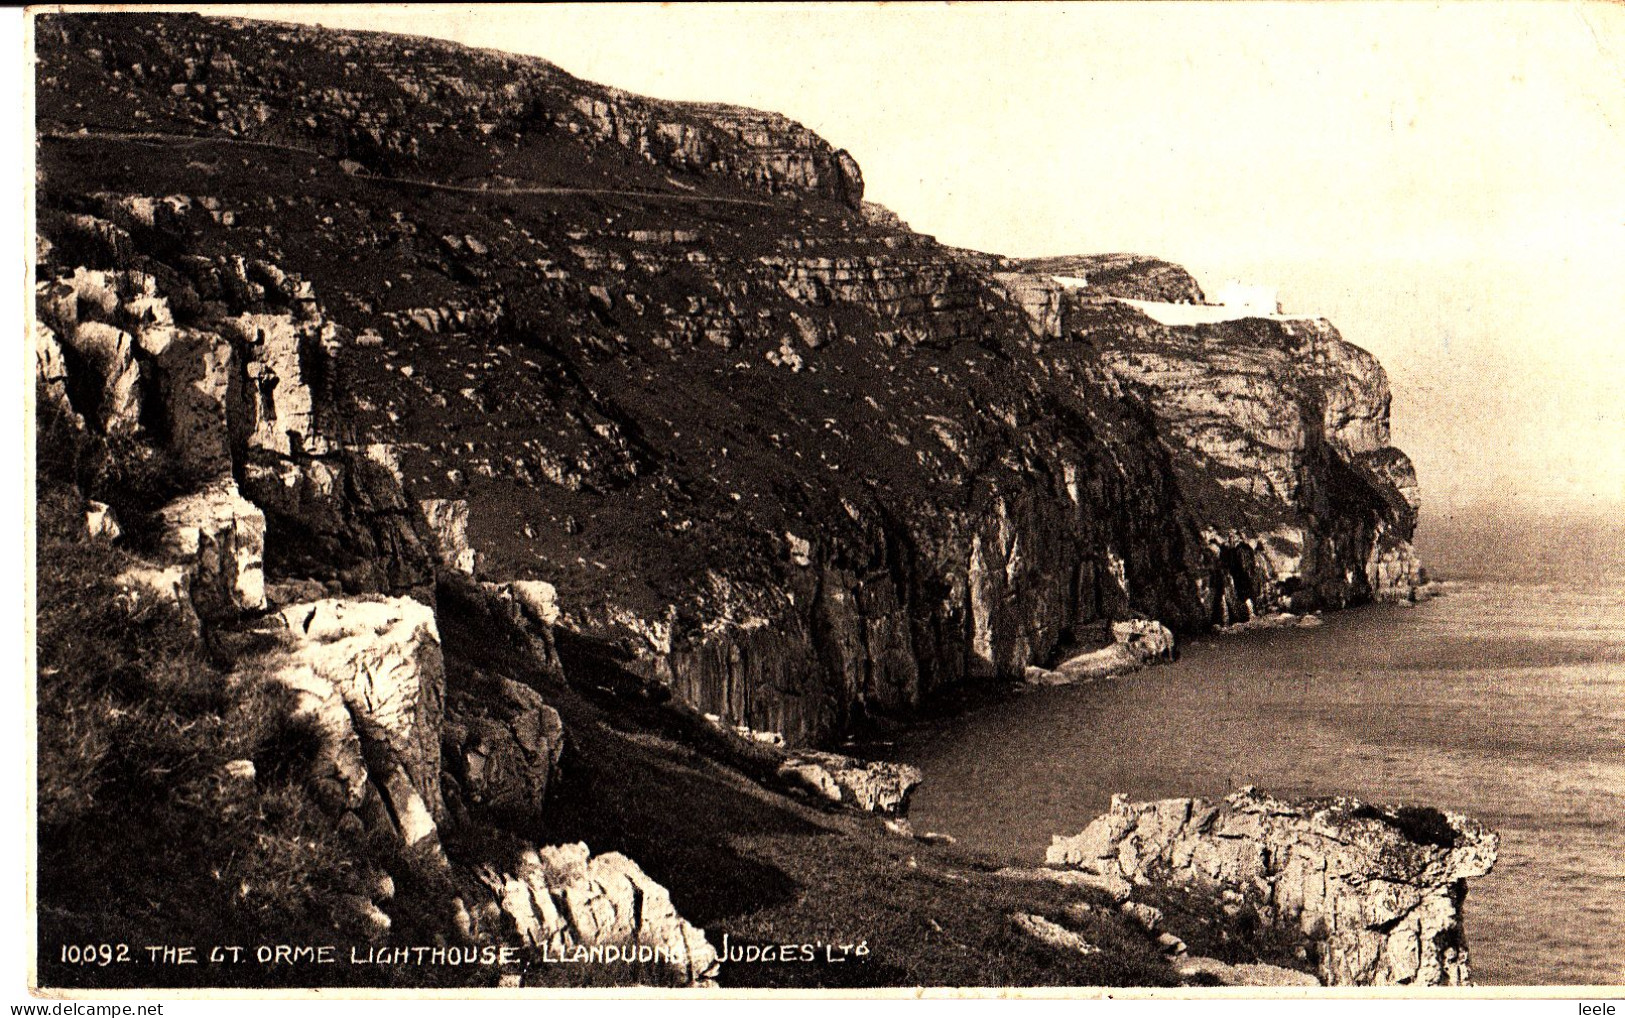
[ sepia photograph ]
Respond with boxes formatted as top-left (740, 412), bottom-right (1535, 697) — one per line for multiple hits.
top-left (23, 1), bottom-right (1625, 998)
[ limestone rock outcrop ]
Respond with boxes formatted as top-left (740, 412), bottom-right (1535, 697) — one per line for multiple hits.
top-left (35, 235), bottom-right (437, 600)
top-left (34, 322), bottom-right (80, 429)
top-left (1088, 312), bottom-right (1424, 619)
top-left (61, 321), bottom-right (142, 436)
top-left (218, 312), bottom-right (330, 458)
top-left (113, 562), bottom-right (196, 627)
top-left (263, 596), bottom-right (447, 849)
top-left (242, 448), bottom-right (435, 593)
top-left (153, 327), bottom-right (236, 476)
top-left (777, 750), bottom-right (922, 815)
top-left (420, 498), bottom-right (478, 575)
top-left (444, 674), bottom-right (564, 818)
top-left (153, 480), bottom-right (266, 622)
top-left (572, 93), bottom-right (864, 208)
top-left (472, 842), bottom-right (720, 987)
top-left (1024, 620), bottom-right (1175, 686)
top-left (1046, 788), bottom-right (1498, 986)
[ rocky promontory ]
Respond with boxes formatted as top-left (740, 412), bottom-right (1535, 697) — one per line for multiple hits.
top-left (1048, 789), bottom-right (1499, 986)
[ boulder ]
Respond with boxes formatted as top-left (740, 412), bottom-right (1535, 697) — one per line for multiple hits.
top-left (1111, 619), bottom-right (1175, 661)
top-left (1028, 619), bottom-right (1176, 685)
top-left (472, 842), bottom-right (719, 987)
top-left (267, 597), bottom-right (447, 849)
top-left (154, 480), bottom-right (266, 621)
top-left (1010, 913), bottom-right (1099, 957)
top-left (1045, 788), bottom-right (1498, 986)
top-left (445, 677), bottom-right (564, 817)
top-left (84, 500), bottom-right (120, 541)
top-left (504, 580), bottom-right (560, 626)
top-left (777, 750), bottom-right (921, 815)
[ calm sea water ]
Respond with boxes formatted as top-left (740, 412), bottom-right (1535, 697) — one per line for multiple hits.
top-left (887, 567), bottom-right (1625, 985)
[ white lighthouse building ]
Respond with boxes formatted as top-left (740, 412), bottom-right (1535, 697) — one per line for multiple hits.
top-left (1212, 281), bottom-right (1282, 316)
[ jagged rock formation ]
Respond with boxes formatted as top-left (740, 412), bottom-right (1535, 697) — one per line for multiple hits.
top-left (988, 271), bottom-right (1425, 622)
top-left (471, 842), bottom-right (720, 987)
top-left (1046, 789), bottom-right (1498, 986)
top-left (153, 480), bottom-right (266, 622)
top-left (443, 671), bottom-right (564, 818)
top-left (260, 596), bottom-right (448, 849)
top-left (776, 751), bottom-right (922, 815)
top-left (1090, 313), bottom-right (1425, 614)
top-left (230, 581), bottom-right (719, 984)
top-left (1023, 619), bottom-right (1175, 685)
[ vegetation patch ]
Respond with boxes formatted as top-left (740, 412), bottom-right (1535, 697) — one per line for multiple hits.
top-left (1124, 865), bottom-right (1320, 976)
top-left (1349, 803), bottom-right (1458, 850)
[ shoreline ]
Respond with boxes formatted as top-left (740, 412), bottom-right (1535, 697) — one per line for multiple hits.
top-left (859, 575), bottom-right (1625, 985)
top-left (841, 586), bottom-right (1441, 760)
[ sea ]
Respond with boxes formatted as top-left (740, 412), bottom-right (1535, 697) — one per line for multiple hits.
top-left (886, 516), bottom-right (1625, 985)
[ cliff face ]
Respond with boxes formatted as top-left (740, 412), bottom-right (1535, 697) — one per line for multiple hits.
top-left (35, 11), bottom-right (1421, 757)
top-left (1095, 313), bottom-right (1424, 617)
top-left (34, 14), bottom-right (862, 206)
top-left (990, 273), bottom-right (1423, 621)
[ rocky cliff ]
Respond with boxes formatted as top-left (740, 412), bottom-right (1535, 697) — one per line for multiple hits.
top-left (991, 273), bottom-right (1426, 622)
top-left (37, 12), bottom-right (1426, 749)
top-left (33, 12), bottom-right (1439, 988)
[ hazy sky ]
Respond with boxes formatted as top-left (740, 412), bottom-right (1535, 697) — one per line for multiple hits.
top-left (239, 3), bottom-right (1624, 521)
